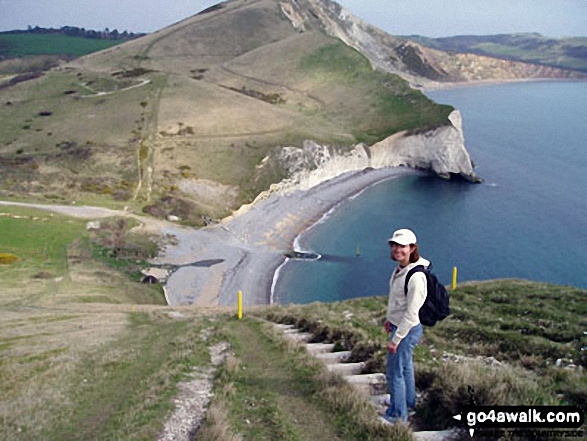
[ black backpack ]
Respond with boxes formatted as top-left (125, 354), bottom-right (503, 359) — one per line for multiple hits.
top-left (404, 264), bottom-right (450, 326)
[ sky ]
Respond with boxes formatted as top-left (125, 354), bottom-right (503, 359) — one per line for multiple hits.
top-left (0, 0), bottom-right (586, 38)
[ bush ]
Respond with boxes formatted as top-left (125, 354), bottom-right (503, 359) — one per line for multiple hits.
top-left (142, 195), bottom-right (206, 226)
top-left (32, 271), bottom-right (52, 279)
top-left (0, 253), bottom-right (19, 265)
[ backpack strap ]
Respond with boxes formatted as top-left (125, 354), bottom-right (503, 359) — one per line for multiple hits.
top-left (404, 265), bottom-right (426, 296)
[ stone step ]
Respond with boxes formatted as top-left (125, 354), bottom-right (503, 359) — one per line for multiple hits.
top-left (369, 394), bottom-right (390, 407)
top-left (272, 323), bottom-right (295, 331)
top-left (315, 350), bottom-right (351, 364)
top-left (304, 343), bottom-right (335, 354)
top-left (282, 328), bottom-right (304, 334)
top-left (346, 373), bottom-right (387, 397)
top-left (283, 331), bottom-right (313, 343)
top-left (326, 362), bottom-right (364, 376)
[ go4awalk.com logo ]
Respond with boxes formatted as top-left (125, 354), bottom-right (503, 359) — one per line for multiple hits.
top-left (453, 406), bottom-right (584, 438)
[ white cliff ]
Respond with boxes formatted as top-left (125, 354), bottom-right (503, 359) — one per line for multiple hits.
top-left (245, 110), bottom-right (479, 210)
top-left (369, 111), bottom-right (477, 179)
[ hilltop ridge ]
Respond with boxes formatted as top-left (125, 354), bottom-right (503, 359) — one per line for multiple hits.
top-left (1, 0), bottom-right (582, 224)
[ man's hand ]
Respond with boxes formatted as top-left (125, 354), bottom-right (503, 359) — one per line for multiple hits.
top-left (384, 320), bottom-right (392, 333)
top-left (387, 340), bottom-right (398, 354)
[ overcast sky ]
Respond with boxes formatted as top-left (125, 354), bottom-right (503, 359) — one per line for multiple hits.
top-left (1, 0), bottom-right (586, 37)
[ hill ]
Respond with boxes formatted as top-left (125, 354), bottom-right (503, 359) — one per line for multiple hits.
top-left (3, 0), bottom-right (583, 225)
top-left (0, 0), bottom-right (463, 224)
top-left (1, 205), bottom-right (585, 439)
top-left (406, 33), bottom-right (587, 73)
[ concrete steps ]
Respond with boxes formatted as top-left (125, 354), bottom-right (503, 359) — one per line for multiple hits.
top-left (315, 350), bottom-right (351, 364)
top-left (346, 373), bottom-right (387, 397)
top-left (282, 330), bottom-right (313, 343)
top-left (305, 343), bottom-right (335, 354)
top-left (326, 361), bottom-right (364, 375)
top-left (269, 321), bottom-right (460, 441)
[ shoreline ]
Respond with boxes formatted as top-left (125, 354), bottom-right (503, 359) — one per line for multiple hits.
top-left (268, 168), bottom-right (419, 304)
top-left (159, 167), bottom-right (423, 307)
top-left (421, 77), bottom-right (587, 92)
top-left (225, 167), bottom-right (424, 306)
top-left (0, 168), bottom-right (422, 307)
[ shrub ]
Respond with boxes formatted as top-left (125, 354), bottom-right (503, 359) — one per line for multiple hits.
top-left (32, 271), bottom-right (52, 279)
top-left (139, 143), bottom-right (149, 160)
top-left (0, 253), bottom-right (19, 265)
top-left (142, 195), bottom-right (206, 226)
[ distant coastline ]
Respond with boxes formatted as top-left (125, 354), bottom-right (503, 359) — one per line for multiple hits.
top-left (420, 76), bottom-right (587, 92)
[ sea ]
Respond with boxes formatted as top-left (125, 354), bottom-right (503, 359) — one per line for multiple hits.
top-left (272, 81), bottom-right (587, 304)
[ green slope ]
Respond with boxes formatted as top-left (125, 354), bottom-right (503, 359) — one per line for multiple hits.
top-left (407, 33), bottom-right (587, 73)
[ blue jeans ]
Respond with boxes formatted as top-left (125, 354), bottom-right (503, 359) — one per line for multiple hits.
top-left (385, 323), bottom-right (423, 421)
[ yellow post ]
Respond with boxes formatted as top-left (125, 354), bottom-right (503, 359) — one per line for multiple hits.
top-left (238, 290), bottom-right (243, 319)
top-left (452, 267), bottom-right (458, 291)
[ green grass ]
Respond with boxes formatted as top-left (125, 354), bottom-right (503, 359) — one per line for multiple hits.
top-left (0, 206), bottom-right (85, 277)
top-left (298, 42), bottom-right (454, 144)
top-left (0, 207), bottom-right (165, 305)
top-left (2, 311), bottom-right (219, 440)
top-left (0, 9), bottom-right (456, 220)
top-left (0, 34), bottom-right (123, 58)
top-left (261, 280), bottom-right (587, 430)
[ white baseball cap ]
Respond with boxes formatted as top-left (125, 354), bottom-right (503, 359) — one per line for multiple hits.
top-left (388, 229), bottom-right (417, 246)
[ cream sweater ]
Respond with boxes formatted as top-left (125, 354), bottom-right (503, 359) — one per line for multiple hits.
top-left (386, 257), bottom-right (430, 345)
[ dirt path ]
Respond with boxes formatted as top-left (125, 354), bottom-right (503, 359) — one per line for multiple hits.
top-left (227, 319), bottom-right (344, 441)
top-left (79, 79), bottom-right (151, 97)
top-left (0, 200), bottom-right (178, 235)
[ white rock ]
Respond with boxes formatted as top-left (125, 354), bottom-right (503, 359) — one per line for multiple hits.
top-left (86, 221), bottom-right (101, 230)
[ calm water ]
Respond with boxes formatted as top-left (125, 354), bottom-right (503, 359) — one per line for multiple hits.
top-left (273, 81), bottom-right (587, 304)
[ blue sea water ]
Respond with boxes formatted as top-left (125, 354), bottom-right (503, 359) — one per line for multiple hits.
top-left (273, 81), bottom-right (587, 304)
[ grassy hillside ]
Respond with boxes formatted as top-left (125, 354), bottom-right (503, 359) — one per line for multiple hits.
top-left (265, 280), bottom-right (586, 430)
top-left (407, 33), bottom-right (587, 73)
top-left (1, 208), bottom-right (585, 439)
top-left (0, 0), bottom-right (453, 224)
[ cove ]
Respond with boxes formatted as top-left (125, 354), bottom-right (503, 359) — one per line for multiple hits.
top-left (272, 81), bottom-right (587, 304)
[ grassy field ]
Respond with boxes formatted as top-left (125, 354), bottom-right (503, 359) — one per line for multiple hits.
top-left (0, 206), bottom-right (182, 440)
top-left (0, 34), bottom-right (124, 58)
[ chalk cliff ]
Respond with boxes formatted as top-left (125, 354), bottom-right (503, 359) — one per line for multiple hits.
top-left (255, 110), bottom-right (478, 199)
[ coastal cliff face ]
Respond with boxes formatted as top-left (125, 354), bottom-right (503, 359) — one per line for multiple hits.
top-left (256, 110), bottom-right (478, 198)
top-left (369, 111), bottom-right (477, 179)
